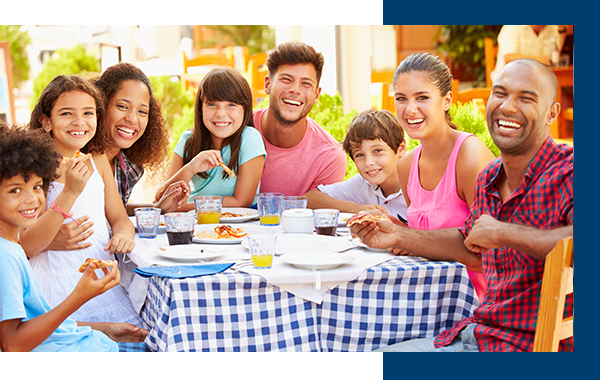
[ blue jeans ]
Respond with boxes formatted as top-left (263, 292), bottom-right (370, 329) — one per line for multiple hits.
top-left (374, 324), bottom-right (479, 352)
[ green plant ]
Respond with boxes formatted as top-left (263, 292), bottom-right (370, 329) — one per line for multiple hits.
top-left (435, 25), bottom-right (502, 85)
top-left (149, 75), bottom-right (195, 129)
top-left (0, 25), bottom-right (32, 89)
top-left (404, 101), bottom-right (500, 157)
top-left (204, 26), bottom-right (275, 55)
top-left (30, 44), bottom-right (100, 109)
top-left (169, 105), bottom-right (195, 156)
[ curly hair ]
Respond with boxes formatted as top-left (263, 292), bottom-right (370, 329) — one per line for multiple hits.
top-left (343, 109), bottom-right (405, 159)
top-left (1, 124), bottom-right (61, 194)
top-left (94, 63), bottom-right (169, 180)
top-left (28, 74), bottom-right (109, 154)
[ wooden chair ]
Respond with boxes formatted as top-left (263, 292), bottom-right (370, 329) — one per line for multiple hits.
top-left (181, 51), bottom-right (234, 92)
top-left (247, 53), bottom-right (269, 106)
top-left (452, 79), bottom-right (492, 112)
top-left (371, 82), bottom-right (395, 113)
top-left (533, 236), bottom-right (574, 352)
top-left (484, 37), bottom-right (498, 88)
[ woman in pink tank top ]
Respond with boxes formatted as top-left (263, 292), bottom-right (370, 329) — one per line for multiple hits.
top-left (394, 53), bottom-right (496, 301)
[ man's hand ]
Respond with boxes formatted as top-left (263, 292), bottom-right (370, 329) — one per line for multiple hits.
top-left (463, 214), bottom-right (504, 254)
top-left (348, 211), bottom-right (399, 251)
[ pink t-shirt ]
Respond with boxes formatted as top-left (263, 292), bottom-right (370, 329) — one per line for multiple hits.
top-left (253, 108), bottom-right (347, 196)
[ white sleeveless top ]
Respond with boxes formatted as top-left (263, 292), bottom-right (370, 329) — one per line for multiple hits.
top-left (29, 157), bottom-right (142, 327)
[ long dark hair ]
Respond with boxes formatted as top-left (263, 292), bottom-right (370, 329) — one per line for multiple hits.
top-left (183, 67), bottom-right (253, 179)
top-left (393, 52), bottom-right (457, 130)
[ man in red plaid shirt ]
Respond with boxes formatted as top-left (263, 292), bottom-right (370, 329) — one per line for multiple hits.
top-left (352, 58), bottom-right (573, 352)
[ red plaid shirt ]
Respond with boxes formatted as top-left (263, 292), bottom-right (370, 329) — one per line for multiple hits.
top-left (435, 137), bottom-right (574, 351)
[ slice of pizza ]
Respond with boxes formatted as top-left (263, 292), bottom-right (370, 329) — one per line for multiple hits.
top-left (220, 162), bottom-right (236, 178)
top-left (346, 213), bottom-right (387, 227)
top-left (62, 151), bottom-right (92, 165)
top-left (78, 258), bottom-right (115, 273)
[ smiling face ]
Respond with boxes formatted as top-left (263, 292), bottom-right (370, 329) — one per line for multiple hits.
top-left (202, 100), bottom-right (245, 149)
top-left (104, 80), bottom-right (150, 150)
top-left (486, 62), bottom-right (556, 156)
top-left (40, 90), bottom-right (97, 157)
top-left (351, 138), bottom-right (405, 196)
top-left (0, 174), bottom-right (45, 240)
top-left (393, 72), bottom-right (452, 141)
top-left (265, 63), bottom-right (321, 126)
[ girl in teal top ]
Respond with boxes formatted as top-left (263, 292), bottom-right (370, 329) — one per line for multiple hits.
top-left (156, 67), bottom-right (266, 209)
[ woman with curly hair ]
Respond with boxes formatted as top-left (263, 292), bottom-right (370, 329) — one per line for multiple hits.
top-left (93, 62), bottom-right (189, 215)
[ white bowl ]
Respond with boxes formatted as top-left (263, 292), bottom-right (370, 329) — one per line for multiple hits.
top-left (281, 208), bottom-right (314, 234)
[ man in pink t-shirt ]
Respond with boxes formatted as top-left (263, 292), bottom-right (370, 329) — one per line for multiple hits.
top-left (252, 41), bottom-right (347, 196)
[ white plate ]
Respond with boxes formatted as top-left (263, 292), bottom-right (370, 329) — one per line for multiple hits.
top-left (154, 245), bottom-right (226, 262)
top-left (131, 215), bottom-right (166, 234)
top-left (219, 207), bottom-right (258, 223)
top-left (192, 224), bottom-right (258, 244)
top-left (279, 251), bottom-right (355, 270)
top-left (338, 213), bottom-right (355, 227)
top-left (352, 238), bottom-right (390, 252)
top-left (241, 234), bottom-right (355, 255)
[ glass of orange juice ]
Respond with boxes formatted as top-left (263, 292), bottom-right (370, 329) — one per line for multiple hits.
top-left (247, 234), bottom-right (278, 269)
top-left (257, 193), bottom-right (284, 226)
top-left (194, 196), bottom-right (223, 224)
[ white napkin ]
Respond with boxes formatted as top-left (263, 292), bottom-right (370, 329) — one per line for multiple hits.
top-left (239, 249), bottom-right (395, 304)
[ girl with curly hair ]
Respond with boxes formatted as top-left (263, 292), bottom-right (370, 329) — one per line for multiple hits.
top-left (93, 62), bottom-right (189, 215)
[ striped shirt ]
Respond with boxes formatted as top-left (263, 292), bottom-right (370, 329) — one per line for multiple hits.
top-left (435, 136), bottom-right (574, 351)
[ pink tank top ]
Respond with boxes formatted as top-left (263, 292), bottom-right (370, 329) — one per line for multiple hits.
top-left (407, 132), bottom-right (472, 230)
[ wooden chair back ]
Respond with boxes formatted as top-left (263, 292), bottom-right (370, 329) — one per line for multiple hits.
top-left (181, 51), bottom-right (234, 92)
top-left (452, 79), bottom-right (491, 112)
top-left (533, 236), bottom-right (574, 352)
top-left (247, 53), bottom-right (269, 106)
top-left (484, 37), bottom-right (498, 88)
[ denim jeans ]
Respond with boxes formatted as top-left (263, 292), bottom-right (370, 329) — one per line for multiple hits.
top-left (374, 324), bottom-right (479, 352)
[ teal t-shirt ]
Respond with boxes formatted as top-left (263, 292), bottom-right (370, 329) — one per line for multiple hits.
top-left (0, 237), bottom-right (118, 352)
top-left (174, 126), bottom-right (267, 201)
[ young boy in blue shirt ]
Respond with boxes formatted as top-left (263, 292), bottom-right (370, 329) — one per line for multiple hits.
top-left (0, 125), bottom-right (147, 352)
top-left (305, 109), bottom-right (408, 224)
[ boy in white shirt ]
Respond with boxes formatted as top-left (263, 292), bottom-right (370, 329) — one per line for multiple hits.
top-left (305, 109), bottom-right (408, 224)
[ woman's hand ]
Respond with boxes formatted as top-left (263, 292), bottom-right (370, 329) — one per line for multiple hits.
top-left (154, 180), bottom-right (190, 213)
top-left (46, 216), bottom-right (94, 251)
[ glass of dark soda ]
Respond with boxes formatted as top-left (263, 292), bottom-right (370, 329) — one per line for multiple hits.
top-left (165, 212), bottom-right (195, 245)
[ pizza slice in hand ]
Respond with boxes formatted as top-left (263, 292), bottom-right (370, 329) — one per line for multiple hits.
top-left (346, 213), bottom-right (387, 227)
top-left (78, 258), bottom-right (115, 273)
top-left (62, 151), bottom-right (92, 165)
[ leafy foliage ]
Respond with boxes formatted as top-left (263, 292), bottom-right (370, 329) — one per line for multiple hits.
top-left (435, 25), bottom-right (502, 85)
top-left (30, 45), bottom-right (100, 109)
top-left (204, 26), bottom-right (275, 55)
top-left (0, 25), bottom-right (32, 89)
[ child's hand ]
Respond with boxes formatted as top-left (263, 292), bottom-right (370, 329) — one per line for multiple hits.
top-left (189, 150), bottom-right (223, 173)
top-left (104, 234), bottom-right (135, 254)
top-left (73, 261), bottom-right (120, 302)
top-left (102, 323), bottom-right (149, 343)
top-left (63, 158), bottom-right (92, 197)
top-left (155, 180), bottom-right (190, 213)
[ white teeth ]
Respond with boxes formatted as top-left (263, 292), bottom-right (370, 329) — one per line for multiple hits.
top-left (283, 99), bottom-right (301, 106)
top-left (20, 209), bottom-right (36, 215)
top-left (367, 169), bottom-right (381, 175)
top-left (498, 120), bottom-right (521, 128)
top-left (117, 126), bottom-right (135, 136)
top-left (70, 131), bottom-right (86, 136)
top-left (407, 119), bottom-right (424, 124)
top-left (214, 122), bottom-right (230, 127)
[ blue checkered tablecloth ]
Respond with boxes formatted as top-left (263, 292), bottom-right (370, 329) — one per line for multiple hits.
top-left (141, 255), bottom-right (479, 352)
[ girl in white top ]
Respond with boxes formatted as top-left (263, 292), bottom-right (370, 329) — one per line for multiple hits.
top-left (21, 75), bottom-right (142, 328)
